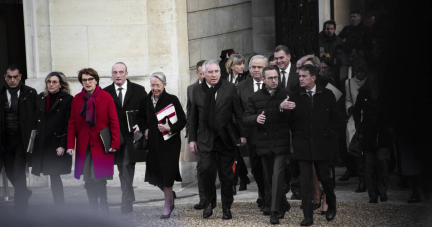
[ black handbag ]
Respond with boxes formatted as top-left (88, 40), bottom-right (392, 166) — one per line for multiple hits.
top-left (348, 125), bottom-right (363, 157)
top-left (133, 131), bottom-right (148, 151)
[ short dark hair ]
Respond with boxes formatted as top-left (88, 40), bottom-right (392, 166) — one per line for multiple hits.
top-left (323, 20), bottom-right (336, 31)
top-left (196, 60), bottom-right (206, 69)
top-left (274, 45), bottom-right (290, 55)
top-left (262, 66), bottom-right (280, 79)
top-left (4, 64), bottom-right (20, 75)
top-left (268, 54), bottom-right (275, 62)
top-left (78, 68), bottom-right (100, 84)
top-left (320, 56), bottom-right (334, 70)
top-left (299, 64), bottom-right (317, 77)
top-left (335, 44), bottom-right (344, 52)
top-left (351, 10), bottom-right (362, 16)
top-left (343, 40), bottom-right (360, 54)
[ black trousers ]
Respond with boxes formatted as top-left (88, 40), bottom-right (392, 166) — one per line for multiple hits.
top-left (233, 148), bottom-right (248, 185)
top-left (198, 136), bottom-right (235, 209)
top-left (364, 148), bottom-right (391, 198)
top-left (195, 148), bottom-right (208, 201)
top-left (299, 160), bottom-right (336, 218)
top-left (248, 144), bottom-right (265, 201)
top-left (3, 135), bottom-right (30, 206)
top-left (50, 175), bottom-right (64, 205)
top-left (117, 146), bottom-right (136, 204)
top-left (289, 156), bottom-right (301, 194)
top-left (261, 153), bottom-right (289, 212)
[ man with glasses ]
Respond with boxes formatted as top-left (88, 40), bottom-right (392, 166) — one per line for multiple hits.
top-left (103, 62), bottom-right (147, 213)
top-left (0, 65), bottom-right (37, 212)
top-left (243, 66), bottom-right (294, 225)
top-left (237, 55), bottom-right (268, 212)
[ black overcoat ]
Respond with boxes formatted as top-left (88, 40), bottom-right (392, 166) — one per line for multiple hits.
top-left (104, 80), bottom-right (147, 164)
top-left (137, 90), bottom-right (186, 187)
top-left (31, 91), bottom-right (73, 175)
top-left (243, 85), bottom-right (292, 156)
top-left (289, 84), bottom-right (342, 161)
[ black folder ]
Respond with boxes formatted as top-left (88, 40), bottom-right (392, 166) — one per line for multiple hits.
top-left (100, 127), bottom-right (125, 154)
top-left (126, 110), bottom-right (138, 132)
top-left (225, 121), bottom-right (241, 146)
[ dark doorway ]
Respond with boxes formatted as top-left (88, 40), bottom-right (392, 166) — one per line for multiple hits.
top-left (0, 0), bottom-right (27, 88)
top-left (274, 0), bottom-right (320, 63)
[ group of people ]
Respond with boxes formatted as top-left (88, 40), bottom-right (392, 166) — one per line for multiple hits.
top-left (0, 9), bottom-right (427, 226)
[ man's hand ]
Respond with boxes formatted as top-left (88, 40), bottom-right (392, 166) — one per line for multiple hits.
top-left (158, 119), bottom-right (171, 133)
top-left (280, 95), bottom-right (296, 110)
top-left (133, 124), bottom-right (140, 134)
top-left (66, 149), bottom-right (74, 156)
top-left (56, 147), bottom-right (65, 156)
top-left (240, 137), bottom-right (247, 146)
top-left (145, 129), bottom-right (149, 139)
top-left (257, 111), bottom-right (266, 124)
top-left (109, 148), bottom-right (117, 153)
top-left (189, 141), bottom-right (198, 155)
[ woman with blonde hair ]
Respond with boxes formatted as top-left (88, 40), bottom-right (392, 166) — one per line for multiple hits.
top-left (225, 54), bottom-right (247, 85)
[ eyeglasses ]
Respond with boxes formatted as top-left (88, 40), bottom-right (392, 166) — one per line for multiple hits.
top-left (82, 78), bottom-right (95, 83)
top-left (267, 76), bottom-right (279, 81)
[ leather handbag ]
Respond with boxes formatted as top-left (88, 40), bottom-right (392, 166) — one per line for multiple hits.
top-left (348, 125), bottom-right (363, 157)
top-left (133, 131), bottom-right (148, 151)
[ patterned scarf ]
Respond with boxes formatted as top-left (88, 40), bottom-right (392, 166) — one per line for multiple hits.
top-left (80, 85), bottom-right (101, 126)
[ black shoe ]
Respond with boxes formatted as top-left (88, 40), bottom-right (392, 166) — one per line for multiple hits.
top-left (300, 217), bottom-right (314, 226)
top-left (203, 204), bottom-right (213, 219)
top-left (283, 183), bottom-right (290, 194)
top-left (397, 180), bottom-right (409, 189)
top-left (369, 198), bottom-right (378, 203)
top-left (407, 192), bottom-right (421, 203)
top-left (260, 205), bottom-right (265, 212)
top-left (380, 193), bottom-right (388, 202)
top-left (277, 202), bottom-right (291, 219)
top-left (194, 200), bottom-right (206, 210)
top-left (172, 191), bottom-right (177, 199)
top-left (256, 197), bottom-right (263, 208)
top-left (222, 209), bottom-right (232, 220)
top-left (239, 177), bottom-right (250, 191)
top-left (321, 210), bottom-right (327, 215)
top-left (355, 178), bottom-right (366, 193)
top-left (233, 185), bottom-right (237, 195)
top-left (160, 205), bottom-right (173, 219)
top-left (239, 184), bottom-right (247, 191)
top-left (314, 191), bottom-right (322, 210)
top-left (291, 191), bottom-right (301, 200)
top-left (121, 202), bottom-right (133, 213)
top-left (270, 212), bottom-right (280, 224)
top-left (263, 207), bottom-right (271, 216)
top-left (338, 170), bottom-right (352, 181)
top-left (326, 205), bottom-right (336, 221)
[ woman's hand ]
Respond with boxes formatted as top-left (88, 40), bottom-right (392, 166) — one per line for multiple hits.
top-left (66, 149), bottom-right (74, 156)
top-left (109, 148), bottom-right (117, 153)
top-left (56, 147), bottom-right (65, 156)
top-left (158, 119), bottom-right (171, 133)
top-left (145, 129), bottom-right (149, 140)
top-left (133, 124), bottom-right (140, 134)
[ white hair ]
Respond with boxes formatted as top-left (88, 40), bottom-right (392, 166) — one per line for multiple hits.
top-left (150, 72), bottom-right (167, 84)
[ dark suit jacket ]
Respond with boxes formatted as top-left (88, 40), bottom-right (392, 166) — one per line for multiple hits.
top-left (237, 77), bottom-right (259, 145)
top-left (185, 79), bottom-right (200, 138)
top-left (188, 80), bottom-right (246, 152)
top-left (279, 63), bottom-right (299, 92)
top-left (104, 79), bottom-right (147, 163)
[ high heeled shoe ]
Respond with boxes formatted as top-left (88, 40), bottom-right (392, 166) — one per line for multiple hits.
top-left (172, 191), bottom-right (176, 210)
top-left (314, 190), bottom-right (323, 210)
top-left (160, 205), bottom-right (173, 219)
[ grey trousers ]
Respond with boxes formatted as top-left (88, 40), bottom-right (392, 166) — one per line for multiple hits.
top-left (117, 146), bottom-right (136, 204)
top-left (261, 153), bottom-right (289, 212)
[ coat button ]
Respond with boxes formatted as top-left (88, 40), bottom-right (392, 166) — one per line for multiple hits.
top-left (38, 120), bottom-right (40, 122)
top-left (54, 133), bottom-right (56, 135)
top-left (60, 99), bottom-right (62, 101)
top-left (91, 145), bottom-right (94, 147)
top-left (42, 97), bottom-right (44, 99)
top-left (57, 109), bottom-right (59, 111)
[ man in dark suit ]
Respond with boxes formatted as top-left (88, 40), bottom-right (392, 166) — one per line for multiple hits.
top-left (188, 60), bottom-right (246, 220)
top-left (237, 55), bottom-right (267, 211)
top-left (0, 65), bottom-right (36, 212)
top-left (104, 62), bottom-right (147, 213)
top-left (288, 64), bottom-right (340, 226)
top-left (186, 60), bottom-right (215, 210)
top-left (274, 45), bottom-right (299, 92)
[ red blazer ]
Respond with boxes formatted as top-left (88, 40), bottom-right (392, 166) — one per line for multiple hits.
top-left (67, 89), bottom-right (120, 179)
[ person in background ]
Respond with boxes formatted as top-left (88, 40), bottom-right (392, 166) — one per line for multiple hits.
top-left (225, 53), bottom-right (248, 85)
top-left (219, 49), bottom-right (236, 80)
top-left (66, 68), bottom-right (120, 214)
top-left (31, 72), bottom-right (73, 207)
top-left (137, 72), bottom-right (186, 219)
top-left (319, 20), bottom-right (344, 62)
top-left (269, 54), bottom-right (276, 66)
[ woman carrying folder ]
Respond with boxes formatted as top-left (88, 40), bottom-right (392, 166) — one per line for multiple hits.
top-left (137, 72), bottom-right (186, 219)
top-left (66, 68), bottom-right (120, 213)
top-left (31, 72), bottom-right (73, 206)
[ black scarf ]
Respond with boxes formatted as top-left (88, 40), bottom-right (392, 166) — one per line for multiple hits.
top-left (5, 81), bottom-right (23, 111)
top-left (201, 78), bottom-right (222, 130)
top-left (320, 31), bottom-right (337, 42)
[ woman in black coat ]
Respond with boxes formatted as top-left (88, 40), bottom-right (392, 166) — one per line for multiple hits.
top-left (137, 72), bottom-right (186, 219)
top-left (31, 72), bottom-right (73, 206)
top-left (353, 71), bottom-right (392, 203)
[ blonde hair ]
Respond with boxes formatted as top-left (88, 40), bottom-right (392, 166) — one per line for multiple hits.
top-left (43, 72), bottom-right (71, 96)
top-left (300, 54), bottom-right (321, 72)
top-left (225, 54), bottom-right (245, 74)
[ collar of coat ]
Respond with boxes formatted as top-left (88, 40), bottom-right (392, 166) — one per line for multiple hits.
top-left (148, 89), bottom-right (167, 110)
top-left (261, 83), bottom-right (282, 96)
top-left (0, 83), bottom-right (34, 97)
top-left (300, 83), bottom-right (323, 96)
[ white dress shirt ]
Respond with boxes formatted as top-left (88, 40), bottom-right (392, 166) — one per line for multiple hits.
top-left (306, 84), bottom-right (317, 96)
top-left (206, 82), bottom-right (217, 99)
top-left (253, 80), bottom-right (263, 92)
top-left (114, 80), bottom-right (128, 106)
top-left (6, 90), bottom-right (20, 108)
top-left (279, 63), bottom-right (292, 88)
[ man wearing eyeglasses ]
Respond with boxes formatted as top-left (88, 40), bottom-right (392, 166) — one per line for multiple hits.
top-left (243, 66), bottom-right (294, 225)
top-left (103, 62), bottom-right (147, 213)
top-left (0, 64), bottom-right (37, 212)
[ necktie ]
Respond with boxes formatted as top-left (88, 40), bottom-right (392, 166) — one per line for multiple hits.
top-left (307, 90), bottom-right (313, 107)
top-left (281, 71), bottom-right (286, 88)
top-left (118, 87), bottom-right (123, 106)
top-left (256, 83), bottom-right (261, 91)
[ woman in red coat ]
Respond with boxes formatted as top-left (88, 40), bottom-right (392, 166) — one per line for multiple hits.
top-left (66, 68), bottom-right (120, 213)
